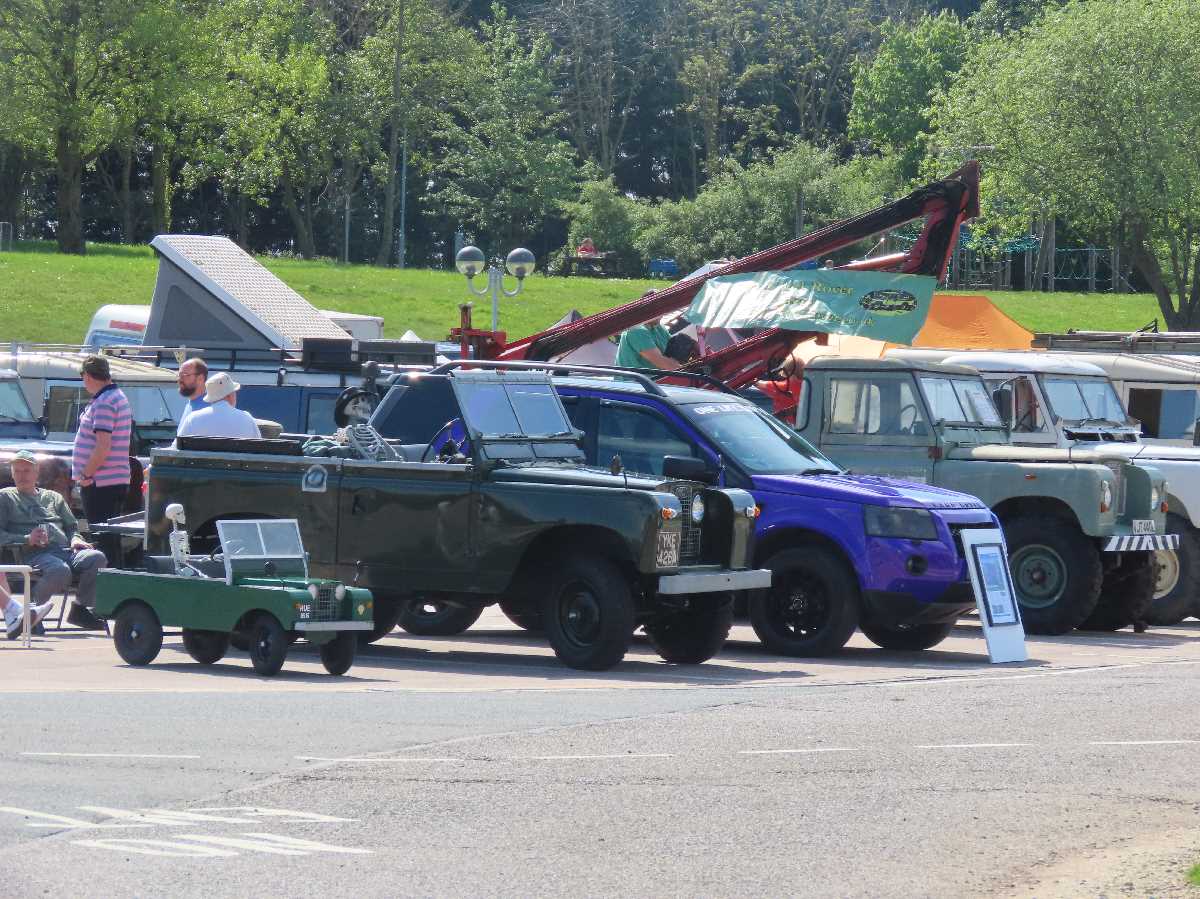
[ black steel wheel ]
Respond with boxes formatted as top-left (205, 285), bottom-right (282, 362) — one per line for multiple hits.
top-left (319, 632), bottom-right (357, 676)
top-left (541, 554), bottom-right (634, 670)
top-left (499, 597), bottom-right (544, 632)
top-left (181, 628), bottom-right (229, 665)
top-left (397, 598), bottom-right (483, 636)
top-left (749, 546), bottom-right (859, 656)
top-left (1003, 516), bottom-right (1102, 634)
top-left (859, 619), bottom-right (955, 651)
top-left (359, 594), bottom-right (404, 645)
top-left (113, 601), bottom-right (163, 666)
top-left (1079, 552), bottom-right (1156, 632)
top-left (644, 602), bottom-right (733, 664)
top-left (248, 614), bottom-right (289, 677)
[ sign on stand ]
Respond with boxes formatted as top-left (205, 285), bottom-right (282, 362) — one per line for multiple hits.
top-left (960, 528), bottom-right (1027, 663)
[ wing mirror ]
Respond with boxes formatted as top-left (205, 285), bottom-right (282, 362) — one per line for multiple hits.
top-left (663, 455), bottom-right (716, 484)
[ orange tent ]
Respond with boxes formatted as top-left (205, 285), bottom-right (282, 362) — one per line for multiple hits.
top-left (793, 293), bottom-right (1032, 363)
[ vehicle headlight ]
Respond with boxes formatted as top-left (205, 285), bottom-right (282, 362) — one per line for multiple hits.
top-left (690, 494), bottom-right (705, 524)
top-left (863, 506), bottom-right (938, 540)
top-left (335, 584), bottom-right (347, 601)
top-left (1100, 480), bottom-right (1113, 513)
top-left (1151, 485), bottom-right (1161, 509)
top-left (307, 583), bottom-right (320, 601)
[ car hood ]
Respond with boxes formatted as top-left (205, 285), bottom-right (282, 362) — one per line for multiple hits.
top-left (1070, 440), bottom-right (1200, 463)
top-left (751, 473), bottom-right (986, 510)
top-left (947, 444), bottom-right (1130, 464)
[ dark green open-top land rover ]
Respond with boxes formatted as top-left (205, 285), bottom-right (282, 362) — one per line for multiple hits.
top-left (146, 369), bottom-right (769, 670)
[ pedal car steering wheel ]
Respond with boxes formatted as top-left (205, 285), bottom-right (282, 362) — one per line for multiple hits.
top-left (421, 419), bottom-right (469, 463)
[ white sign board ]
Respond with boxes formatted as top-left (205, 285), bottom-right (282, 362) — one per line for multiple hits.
top-left (960, 527), bottom-right (1028, 663)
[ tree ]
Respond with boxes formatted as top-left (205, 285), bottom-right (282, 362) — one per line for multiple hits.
top-left (848, 11), bottom-right (969, 179)
top-left (931, 0), bottom-right (1200, 326)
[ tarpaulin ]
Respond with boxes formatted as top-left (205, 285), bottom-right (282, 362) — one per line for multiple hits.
top-left (686, 270), bottom-right (936, 344)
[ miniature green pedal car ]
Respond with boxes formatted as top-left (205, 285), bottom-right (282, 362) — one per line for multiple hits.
top-left (95, 512), bottom-right (374, 676)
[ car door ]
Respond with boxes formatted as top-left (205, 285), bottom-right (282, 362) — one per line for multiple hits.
top-left (593, 400), bottom-right (705, 478)
top-left (819, 371), bottom-right (935, 483)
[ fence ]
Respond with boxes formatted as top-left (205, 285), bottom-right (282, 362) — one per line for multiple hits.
top-left (0, 222), bottom-right (12, 252)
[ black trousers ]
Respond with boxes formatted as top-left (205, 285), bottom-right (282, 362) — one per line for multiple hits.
top-left (82, 483), bottom-right (127, 566)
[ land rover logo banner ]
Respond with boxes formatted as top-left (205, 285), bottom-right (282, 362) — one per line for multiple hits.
top-left (685, 270), bottom-right (936, 343)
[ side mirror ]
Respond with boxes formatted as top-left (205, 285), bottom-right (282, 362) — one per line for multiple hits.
top-left (992, 387), bottom-right (1013, 427)
top-left (663, 455), bottom-right (715, 483)
top-left (1192, 419), bottom-right (1200, 446)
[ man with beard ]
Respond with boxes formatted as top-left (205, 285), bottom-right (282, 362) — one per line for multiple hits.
top-left (175, 357), bottom-right (210, 433)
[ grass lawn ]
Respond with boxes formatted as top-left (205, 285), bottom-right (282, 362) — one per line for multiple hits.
top-left (1189, 863), bottom-right (1200, 887)
top-left (0, 239), bottom-right (1170, 344)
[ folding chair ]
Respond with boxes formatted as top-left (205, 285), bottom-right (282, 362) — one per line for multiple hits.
top-left (2, 544), bottom-right (108, 634)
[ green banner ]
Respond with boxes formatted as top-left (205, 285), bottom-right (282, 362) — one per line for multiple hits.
top-left (685, 269), bottom-right (936, 343)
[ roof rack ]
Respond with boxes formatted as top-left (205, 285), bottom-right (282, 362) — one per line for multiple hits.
top-left (428, 359), bottom-right (671, 396)
top-left (1032, 330), bottom-right (1200, 354)
top-left (100, 339), bottom-right (436, 372)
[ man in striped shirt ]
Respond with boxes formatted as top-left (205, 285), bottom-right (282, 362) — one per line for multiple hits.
top-left (72, 355), bottom-right (131, 567)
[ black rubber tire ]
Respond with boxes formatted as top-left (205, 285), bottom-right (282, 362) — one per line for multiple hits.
top-left (748, 546), bottom-right (860, 656)
top-left (248, 614), bottom-right (289, 676)
top-left (1079, 552), bottom-right (1156, 632)
top-left (397, 598), bottom-right (483, 636)
top-left (319, 632), bottom-right (357, 676)
top-left (181, 628), bottom-right (229, 665)
top-left (859, 618), bottom-right (955, 651)
top-left (1003, 516), bottom-right (1103, 635)
top-left (1145, 514), bottom-right (1200, 625)
top-left (113, 601), bottom-right (163, 666)
top-left (644, 603), bottom-right (733, 664)
top-left (541, 553), bottom-right (635, 670)
top-left (359, 594), bottom-right (404, 645)
top-left (498, 597), bottom-right (543, 632)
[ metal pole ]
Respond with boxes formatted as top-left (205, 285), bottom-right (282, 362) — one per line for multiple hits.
top-left (1087, 247), bottom-right (1096, 293)
top-left (398, 123), bottom-right (408, 269)
top-left (343, 193), bottom-right (350, 264)
top-left (489, 266), bottom-right (501, 332)
top-left (1, 565), bottom-right (34, 648)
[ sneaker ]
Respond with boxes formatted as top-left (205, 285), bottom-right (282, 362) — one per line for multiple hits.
top-left (65, 602), bottom-right (107, 631)
top-left (5, 608), bottom-right (24, 641)
top-left (7, 601), bottom-right (54, 640)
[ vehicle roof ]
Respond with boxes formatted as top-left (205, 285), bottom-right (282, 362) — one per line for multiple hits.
top-left (0, 350), bottom-right (178, 383)
top-left (553, 374), bottom-right (751, 406)
top-left (0, 368), bottom-right (17, 380)
top-left (805, 356), bottom-right (981, 377)
top-left (941, 351), bottom-right (1109, 377)
top-left (1037, 352), bottom-right (1200, 384)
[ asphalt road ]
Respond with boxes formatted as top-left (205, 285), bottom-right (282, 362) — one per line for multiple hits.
top-left (3, 614), bottom-right (1200, 898)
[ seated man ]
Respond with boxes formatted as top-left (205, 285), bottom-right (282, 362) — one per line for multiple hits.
top-left (0, 579), bottom-right (54, 641)
top-left (177, 373), bottom-right (261, 439)
top-left (0, 450), bottom-right (108, 631)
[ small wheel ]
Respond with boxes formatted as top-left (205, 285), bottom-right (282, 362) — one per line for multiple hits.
top-left (749, 546), bottom-right (859, 656)
top-left (499, 597), bottom-right (543, 632)
top-left (181, 628), bottom-right (229, 665)
top-left (859, 619), bottom-right (955, 651)
top-left (359, 594), bottom-right (403, 645)
top-left (319, 632), bottom-right (357, 676)
top-left (397, 598), bottom-right (483, 636)
top-left (113, 601), bottom-right (163, 666)
top-left (644, 602), bottom-right (733, 664)
top-left (248, 614), bottom-right (289, 676)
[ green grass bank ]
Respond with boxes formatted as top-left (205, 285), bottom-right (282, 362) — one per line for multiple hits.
top-left (0, 239), bottom-right (1168, 345)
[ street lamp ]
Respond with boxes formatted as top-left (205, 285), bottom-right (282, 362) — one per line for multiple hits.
top-left (455, 245), bottom-right (536, 332)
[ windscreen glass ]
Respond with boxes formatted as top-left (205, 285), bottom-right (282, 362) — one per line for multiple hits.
top-left (920, 376), bottom-right (1002, 425)
top-left (682, 402), bottom-right (840, 475)
top-left (1042, 376), bottom-right (1126, 424)
top-left (507, 383), bottom-right (571, 435)
top-left (0, 382), bottom-right (35, 421)
top-left (456, 380), bottom-right (572, 437)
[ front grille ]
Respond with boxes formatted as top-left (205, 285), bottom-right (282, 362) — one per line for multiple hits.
top-left (660, 480), bottom-right (703, 563)
top-left (1103, 461), bottom-right (1127, 516)
top-left (949, 522), bottom-right (999, 560)
top-left (311, 584), bottom-right (339, 622)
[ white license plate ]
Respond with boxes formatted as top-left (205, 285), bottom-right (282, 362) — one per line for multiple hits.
top-left (1132, 519), bottom-right (1156, 534)
top-left (656, 531), bottom-right (681, 568)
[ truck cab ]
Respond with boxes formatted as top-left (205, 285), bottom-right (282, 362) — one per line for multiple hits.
top-left (797, 357), bottom-right (1175, 635)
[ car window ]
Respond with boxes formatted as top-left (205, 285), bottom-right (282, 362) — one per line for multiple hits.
top-left (1128, 386), bottom-right (1200, 439)
top-left (830, 376), bottom-right (926, 436)
top-left (1042, 376), bottom-right (1126, 424)
top-left (306, 394), bottom-right (338, 434)
top-left (683, 402), bottom-right (839, 474)
top-left (986, 375), bottom-right (1048, 433)
top-left (596, 405), bottom-right (697, 477)
top-left (0, 381), bottom-right (34, 421)
top-left (507, 383), bottom-right (569, 436)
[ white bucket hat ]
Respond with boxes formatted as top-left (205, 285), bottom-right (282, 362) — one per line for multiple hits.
top-left (203, 372), bottom-right (241, 403)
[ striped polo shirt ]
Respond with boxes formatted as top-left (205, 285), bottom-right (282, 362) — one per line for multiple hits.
top-left (72, 383), bottom-right (132, 487)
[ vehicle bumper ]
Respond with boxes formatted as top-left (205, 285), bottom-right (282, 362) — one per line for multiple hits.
top-left (1102, 534), bottom-right (1179, 552)
top-left (293, 621), bottom-right (374, 632)
top-left (862, 583), bottom-right (976, 627)
top-left (657, 567), bottom-right (772, 595)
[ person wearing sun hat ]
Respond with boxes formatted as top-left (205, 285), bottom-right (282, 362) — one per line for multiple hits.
top-left (176, 372), bottom-right (261, 439)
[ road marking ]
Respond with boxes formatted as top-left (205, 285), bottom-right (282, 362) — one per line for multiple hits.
top-left (72, 832), bottom-right (373, 858)
top-left (72, 838), bottom-right (237, 858)
top-left (21, 752), bottom-right (201, 760)
top-left (524, 753), bottom-right (674, 761)
top-left (1088, 740), bottom-right (1198, 746)
top-left (77, 807), bottom-right (260, 826)
top-left (0, 807), bottom-right (146, 830)
top-left (914, 743), bottom-right (1033, 749)
top-left (195, 807), bottom-right (354, 824)
top-left (0, 805), bottom-right (355, 831)
top-left (295, 756), bottom-right (463, 763)
top-left (738, 747), bottom-right (862, 755)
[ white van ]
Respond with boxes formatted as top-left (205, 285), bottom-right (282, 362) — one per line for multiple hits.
top-left (84, 304), bottom-right (383, 348)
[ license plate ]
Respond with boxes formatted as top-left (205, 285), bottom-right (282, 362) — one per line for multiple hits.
top-left (656, 531), bottom-right (680, 568)
top-left (1132, 519), bottom-right (1156, 534)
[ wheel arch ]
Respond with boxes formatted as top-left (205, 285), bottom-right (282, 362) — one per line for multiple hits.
top-left (753, 527), bottom-right (864, 593)
top-left (992, 496), bottom-right (1082, 530)
top-left (506, 524), bottom-right (637, 595)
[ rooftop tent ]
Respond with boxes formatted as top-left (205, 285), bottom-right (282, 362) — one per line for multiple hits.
top-left (144, 235), bottom-right (349, 350)
top-left (792, 293), bottom-right (1033, 364)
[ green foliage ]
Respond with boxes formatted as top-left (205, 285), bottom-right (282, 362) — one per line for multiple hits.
top-left (849, 11), bottom-right (969, 179)
top-left (562, 179), bottom-right (642, 273)
top-left (931, 0), bottom-right (1200, 326)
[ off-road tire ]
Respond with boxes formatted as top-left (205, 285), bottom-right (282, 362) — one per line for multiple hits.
top-left (397, 598), bottom-right (483, 636)
top-left (859, 618), bottom-right (955, 651)
top-left (749, 546), bottom-right (860, 656)
top-left (1079, 552), bottom-right (1156, 632)
top-left (1003, 516), bottom-right (1103, 635)
top-left (541, 553), bottom-right (635, 670)
top-left (1145, 514), bottom-right (1200, 625)
top-left (499, 597), bottom-right (544, 632)
top-left (359, 594), bottom-right (404, 645)
top-left (181, 628), bottom-right (229, 665)
top-left (248, 614), bottom-right (289, 676)
top-left (319, 632), bottom-right (357, 676)
top-left (113, 601), bottom-right (163, 666)
top-left (644, 602), bottom-right (734, 664)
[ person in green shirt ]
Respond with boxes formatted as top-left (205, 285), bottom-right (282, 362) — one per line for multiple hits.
top-left (615, 321), bottom-right (682, 370)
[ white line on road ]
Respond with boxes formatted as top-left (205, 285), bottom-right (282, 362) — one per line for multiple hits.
top-left (21, 751), bottom-right (201, 760)
top-left (914, 743), bottom-right (1034, 749)
top-left (1087, 740), bottom-right (1199, 746)
top-left (294, 756), bottom-right (463, 763)
top-left (524, 753), bottom-right (675, 761)
top-left (738, 747), bottom-right (862, 755)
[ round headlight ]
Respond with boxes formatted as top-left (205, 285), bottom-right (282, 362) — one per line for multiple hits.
top-left (1151, 485), bottom-right (1161, 509)
top-left (307, 583), bottom-right (320, 600)
top-left (335, 584), bottom-right (347, 601)
top-left (1100, 480), bottom-right (1113, 512)
top-left (691, 494), bottom-right (705, 524)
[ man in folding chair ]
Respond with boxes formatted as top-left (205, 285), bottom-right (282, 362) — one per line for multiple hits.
top-left (0, 451), bottom-right (108, 631)
top-left (0, 579), bottom-right (54, 641)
